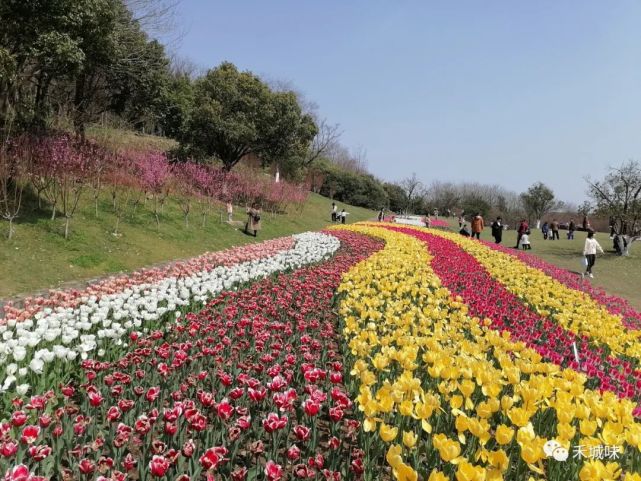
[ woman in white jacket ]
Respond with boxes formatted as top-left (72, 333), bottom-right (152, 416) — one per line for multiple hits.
top-left (583, 231), bottom-right (604, 278)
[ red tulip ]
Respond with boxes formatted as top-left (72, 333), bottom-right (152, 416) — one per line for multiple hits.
top-left (303, 399), bottom-right (320, 417)
top-left (199, 446), bottom-right (228, 470)
top-left (146, 387), bottom-right (161, 403)
top-left (216, 400), bottom-right (234, 421)
top-left (231, 467), bottom-right (248, 481)
top-left (78, 458), bottom-right (96, 475)
top-left (0, 441), bottom-right (18, 457)
top-left (3, 465), bottom-right (31, 481)
top-left (20, 425), bottom-right (41, 444)
top-left (149, 455), bottom-right (171, 477)
top-left (293, 425), bottom-right (311, 441)
top-left (28, 444), bottom-right (51, 461)
top-left (286, 444), bottom-right (301, 461)
top-left (265, 460), bottom-right (284, 481)
top-left (10, 411), bottom-right (27, 427)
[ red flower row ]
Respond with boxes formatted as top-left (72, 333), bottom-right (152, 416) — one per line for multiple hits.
top-left (386, 226), bottom-right (641, 405)
top-left (0, 231), bottom-right (384, 480)
top-left (485, 239), bottom-right (641, 330)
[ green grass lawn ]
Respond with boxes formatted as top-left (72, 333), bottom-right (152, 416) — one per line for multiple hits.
top-left (444, 217), bottom-right (641, 309)
top-left (0, 191), bottom-right (374, 299)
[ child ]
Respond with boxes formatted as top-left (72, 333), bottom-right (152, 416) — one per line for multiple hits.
top-left (519, 230), bottom-right (532, 250)
top-left (340, 209), bottom-right (347, 224)
top-left (459, 224), bottom-right (471, 237)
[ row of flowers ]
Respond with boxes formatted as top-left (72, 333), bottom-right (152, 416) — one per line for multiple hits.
top-left (334, 224), bottom-right (641, 481)
top-left (409, 226), bottom-right (641, 366)
top-left (0, 230), bottom-right (384, 480)
top-left (1, 237), bottom-right (296, 324)
top-left (385, 225), bottom-right (641, 404)
top-left (485, 241), bottom-right (641, 331)
top-left (0, 233), bottom-right (341, 400)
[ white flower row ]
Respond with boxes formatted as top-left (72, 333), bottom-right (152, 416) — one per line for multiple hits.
top-left (0, 232), bottom-right (340, 392)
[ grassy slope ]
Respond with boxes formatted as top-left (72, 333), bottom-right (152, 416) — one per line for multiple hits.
top-left (0, 192), bottom-right (374, 299)
top-left (445, 218), bottom-right (641, 309)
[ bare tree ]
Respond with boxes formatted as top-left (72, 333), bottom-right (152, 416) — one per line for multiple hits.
top-left (0, 140), bottom-right (29, 240)
top-left (305, 119), bottom-right (342, 165)
top-left (399, 173), bottom-right (424, 214)
top-left (587, 160), bottom-right (641, 255)
top-left (125, 0), bottom-right (182, 38)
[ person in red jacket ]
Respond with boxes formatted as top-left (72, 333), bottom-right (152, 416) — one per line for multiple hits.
top-left (516, 219), bottom-right (529, 248)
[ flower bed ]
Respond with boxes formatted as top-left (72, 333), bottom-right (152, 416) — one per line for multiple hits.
top-left (484, 241), bottom-right (641, 330)
top-left (0, 233), bottom-right (340, 399)
top-left (1, 237), bottom-right (297, 324)
top-left (335, 224), bottom-right (641, 481)
top-left (386, 226), bottom-right (641, 403)
top-left (0, 230), bottom-right (383, 480)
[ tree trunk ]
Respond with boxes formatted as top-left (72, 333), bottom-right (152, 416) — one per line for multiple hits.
top-left (7, 218), bottom-right (13, 240)
top-left (64, 217), bottom-right (70, 240)
top-left (51, 204), bottom-right (56, 220)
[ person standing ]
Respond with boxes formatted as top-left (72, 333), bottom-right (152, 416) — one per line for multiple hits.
top-left (491, 217), bottom-right (503, 244)
top-left (550, 219), bottom-right (560, 240)
top-left (245, 203), bottom-right (262, 237)
top-left (516, 219), bottom-right (529, 248)
top-left (583, 231), bottom-right (604, 278)
top-left (378, 208), bottom-right (385, 222)
top-left (458, 215), bottom-right (464, 228)
top-left (340, 209), bottom-right (347, 224)
top-left (226, 202), bottom-right (233, 222)
top-left (541, 221), bottom-right (549, 240)
top-left (568, 219), bottom-right (576, 240)
top-left (331, 202), bottom-right (337, 222)
top-left (470, 213), bottom-right (484, 239)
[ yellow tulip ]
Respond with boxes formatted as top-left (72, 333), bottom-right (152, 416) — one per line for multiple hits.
top-left (579, 460), bottom-right (605, 481)
top-left (519, 442), bottom-right (542, 464)
top-left (402, 430), bottom-right (418, 449)
top-left (455, 461), bottom-right (487, 481)
top-left (379, 423), bottom-right (398, 442)
top-left (427, 471), bottom-right (449, 481)
top-left (495, 424), bottom-right (514, 445)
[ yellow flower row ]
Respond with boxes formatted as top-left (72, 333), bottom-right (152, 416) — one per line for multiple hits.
top-left (332, 224), bottom-right (641, 481)
top-left (412, 225), bottom-right (641, 361)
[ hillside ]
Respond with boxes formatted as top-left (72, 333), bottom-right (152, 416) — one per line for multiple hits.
top-left (0, 191), bottom-right (374, 299)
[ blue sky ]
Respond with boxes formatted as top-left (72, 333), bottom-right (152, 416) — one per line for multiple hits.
top-left (168, 0), bottom-right (641, 202)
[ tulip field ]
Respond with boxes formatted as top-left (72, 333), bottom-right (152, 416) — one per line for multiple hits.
top-left (2, 223), bottom-right (641, 481)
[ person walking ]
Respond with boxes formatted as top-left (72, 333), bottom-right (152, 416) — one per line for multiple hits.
top-left (568, 219), bottom-right (576, 240)
top-left (550, 219), bottom-right (560, 240)
top-left (516, 219), bottom-right (529, 248)
top-left (340, 209), bottom-right (347, 224)
top-left (245, 203), bottom-right (262, 237)
top-left (226, 202), bottom-right (233, 222)
top-left (331, 202), bottom-right (337, 222)
top-left (471, 213), bottom-right (484, 240)
top-left (582, 231), bottom-right (604, 278)
top-left (491, 216), bottom-right (503, 244)
top-left (541, 221), bottom-right (549, 240)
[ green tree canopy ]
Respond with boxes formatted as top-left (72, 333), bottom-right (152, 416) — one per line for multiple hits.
top-left (179, 62), bottom-right (316, 171)
top-left (520, 181), bottom-right (556, 222)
